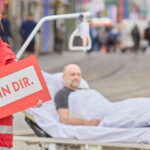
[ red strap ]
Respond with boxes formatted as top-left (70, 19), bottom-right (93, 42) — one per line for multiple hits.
top-left (0, 133), bottom-right (13, 148)
top-left (0, 116), bottom-right (13, 126)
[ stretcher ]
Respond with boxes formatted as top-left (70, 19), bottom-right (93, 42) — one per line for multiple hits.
top-left (13, 72), bottom-right (150, 150)
top-left (13, 135), bottom-right (150, 150)
top-left (14, 111), bottom-right (150, 150)
top-left (14, 114), bottom-right (150, 150)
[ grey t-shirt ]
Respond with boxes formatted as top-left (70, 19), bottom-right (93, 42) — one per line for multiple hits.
top-left (54, 87), bottom-right (73, 109)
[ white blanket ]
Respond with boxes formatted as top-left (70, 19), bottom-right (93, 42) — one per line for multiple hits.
top-left (26, 72), bottom-right (150, 143)
top-left (69, 89), bottom-right (111, 120)
top-left (27, 100), bottom-right (150, 143)
top-left (69, 89), bottom-right (150, 128)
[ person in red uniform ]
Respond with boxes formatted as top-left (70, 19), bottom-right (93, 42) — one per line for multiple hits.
top-left (0, 15), bottom-right (42, 150)
top-left (0, 27), bottom-right (16, 150)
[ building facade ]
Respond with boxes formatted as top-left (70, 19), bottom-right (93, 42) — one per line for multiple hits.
top-left (8, 0), bottom-right (55, 54)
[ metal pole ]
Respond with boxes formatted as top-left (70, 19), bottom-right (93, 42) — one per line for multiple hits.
top-left (124, 0), bottom-right (128, 19)
top-left (44, 0), bottom-right (50, 52)
top-left (16, 12), bottom-right (91, 60)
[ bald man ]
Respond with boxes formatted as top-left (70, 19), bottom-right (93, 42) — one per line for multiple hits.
top-left (54, 64), bottom-right (100, 126)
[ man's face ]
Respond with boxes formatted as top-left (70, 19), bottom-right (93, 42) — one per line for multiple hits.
top-left (63, 65), bottom-right (81, 90)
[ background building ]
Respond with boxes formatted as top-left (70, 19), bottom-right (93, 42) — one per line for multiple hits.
top-left (0, 0), bottom-right (150, 54)
top-left (8, 0), bottom-right (55, 54)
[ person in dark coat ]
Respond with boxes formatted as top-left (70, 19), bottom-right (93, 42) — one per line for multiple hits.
top-left (131, 25), bottom-right (141, 52)
top-left (19, 13), bottom-right (37, 57)
top-left (0, 11), bottom-right (13, 44)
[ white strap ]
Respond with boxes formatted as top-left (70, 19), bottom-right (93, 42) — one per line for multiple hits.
top-left (0, 147), bottom-right (10, 150)
top-left (69, 29), bottom-right (92, 51)
top-left (0, 126), bottom-right (12, 134)
top-left (69, 20), bottom-right (92, 51)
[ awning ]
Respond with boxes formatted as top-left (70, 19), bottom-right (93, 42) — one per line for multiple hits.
top-left (90, 17), bottom-right (112, 27)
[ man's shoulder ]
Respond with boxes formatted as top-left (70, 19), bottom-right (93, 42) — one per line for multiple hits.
top-left (56, 87), bottom-right (69, 95)
top-left (54, 88), bottom-right (67, 103)
top-left (55, 87), bottom-right (73, 99)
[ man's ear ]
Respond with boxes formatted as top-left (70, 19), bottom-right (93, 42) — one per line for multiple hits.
top-left (62, 74), bottom-right (64, 79)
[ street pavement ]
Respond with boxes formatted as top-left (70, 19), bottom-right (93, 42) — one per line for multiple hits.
top-left (37, 51), bottom-right (150, 100)
top-left (12, 51), bottom-right (150, 149)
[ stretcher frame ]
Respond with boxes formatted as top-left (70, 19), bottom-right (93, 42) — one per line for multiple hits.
top-left (13, 135), bottom-right (150, 150)
top-left (13, 111), bottom-right (150, 150)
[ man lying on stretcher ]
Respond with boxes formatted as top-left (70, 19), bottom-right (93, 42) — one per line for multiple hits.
top-left (55, 64), bottom-right (150, 128)
top-left (54, 64), bottom-right (100, 126)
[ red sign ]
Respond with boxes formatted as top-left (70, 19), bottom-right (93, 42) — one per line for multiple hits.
top-left (0, 56), bottom-right (51, 119)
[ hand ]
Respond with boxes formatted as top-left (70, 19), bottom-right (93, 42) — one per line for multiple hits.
top-left (33, 99), bottom-right (43, 108)
top-left (85, 119), bottom-right (101, 126)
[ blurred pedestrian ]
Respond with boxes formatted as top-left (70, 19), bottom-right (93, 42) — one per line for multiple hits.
top-left (113, 25), bottom-right (121, 52)
top-left (144, 22), bottom-right (150, 48)
top-left (55, 23), bottom-right (65, 54)
top-left (0, 11), bottom-right (13, 45)
top-left (131, 24), bottom-right (140, 52)
top-left (107, 26), bottom-right (116, 52)
top-left (19, 13), bottom-right (37, 57)
top-left (90, 25), bottom-right (99, 51)
top-left (99, 26), bottom-right (109, 52)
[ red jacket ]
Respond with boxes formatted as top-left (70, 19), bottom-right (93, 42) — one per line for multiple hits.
top-left (0, 38), bottom-right (16, 148)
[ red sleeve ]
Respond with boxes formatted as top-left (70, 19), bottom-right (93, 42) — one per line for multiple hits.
top-left (5, 57), bottom-right (16, 65)
top-left (0, 39), bottom-right (17, 65)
